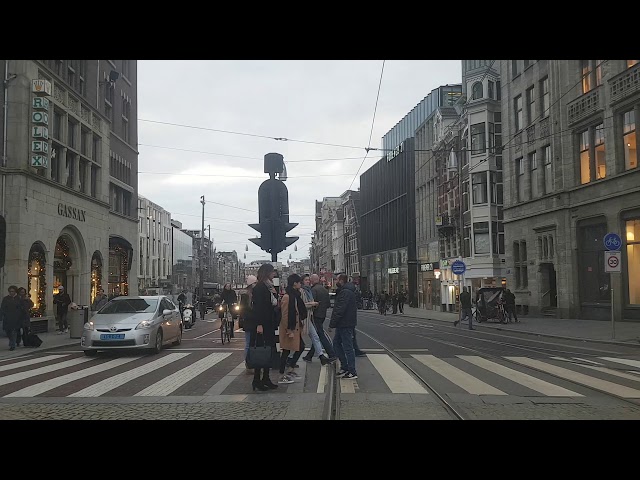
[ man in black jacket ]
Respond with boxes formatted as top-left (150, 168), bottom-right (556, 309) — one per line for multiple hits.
top-left (329, 274), bottom-right (358, 379)
top-left (304, 274), bottom-right (336, 362)
top-left (53, 286), bottom-right (72, 334)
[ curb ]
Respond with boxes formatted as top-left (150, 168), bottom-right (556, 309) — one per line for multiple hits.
top-left (0, 338), bottom-right (80, 361)
top-left (322, 363), bottom-right (337, 420)
top-left (396, 312), bottom-right (640, 349)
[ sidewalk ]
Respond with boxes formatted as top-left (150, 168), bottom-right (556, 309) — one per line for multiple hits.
top-left (392, 306), bottom-right (640, 347)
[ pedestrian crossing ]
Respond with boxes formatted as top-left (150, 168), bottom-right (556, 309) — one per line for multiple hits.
top-left (0, 350), bottom-right (639, 400)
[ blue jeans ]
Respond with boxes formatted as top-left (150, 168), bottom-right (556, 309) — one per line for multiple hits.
top-left (306, 318), bottom-right (324, 358)
top-left (333, 327), bottom-right (356, 374)
top-left (306, 317), bottom-right (336, 358)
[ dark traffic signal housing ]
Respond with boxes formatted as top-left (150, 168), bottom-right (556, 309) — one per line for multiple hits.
top-left (249, 153), bottom-right (298, 262)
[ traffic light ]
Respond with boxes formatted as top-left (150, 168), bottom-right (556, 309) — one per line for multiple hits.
top-left (249, 153), bottom-right (299, 261)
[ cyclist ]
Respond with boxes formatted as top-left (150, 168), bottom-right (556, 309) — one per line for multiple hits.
top-left (177, 290), bottom-right (187, 320)
top-left (220, 283), bottom-right (238, 338)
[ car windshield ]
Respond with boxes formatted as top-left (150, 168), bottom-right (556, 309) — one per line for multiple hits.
top-left (98, 298), bottom-right (158, 314)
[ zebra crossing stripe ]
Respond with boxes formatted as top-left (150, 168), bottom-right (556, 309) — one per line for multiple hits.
top-left (0, 357), bottom-right (94, 386)
top-left (5, 357), bottom-right (140, 397)
top-left (568, 363), bottom-right (640, 384)
top-left (458, 355), bottom-right (582, 397)
top-left (135, 352), bottom-right (231, 396)
top-left (367, 354), bottom-right (428, 394)
top-left (0, 355), bottom-right (68, 373)
top-left (599, 357), bottom-right (640, 370)
top-left (506, 357), bottom-right (640, 398)
top-left (69, 353), bottom-right (189, 397)
top-left (413, 354), bottom-right (507, 395)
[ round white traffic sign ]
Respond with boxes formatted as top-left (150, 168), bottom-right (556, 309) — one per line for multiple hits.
top-left (608, 255), bottom-right (619, 268)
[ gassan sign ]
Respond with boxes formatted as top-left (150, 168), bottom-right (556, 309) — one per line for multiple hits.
top-left (58, 203), bottom-right (87, 222)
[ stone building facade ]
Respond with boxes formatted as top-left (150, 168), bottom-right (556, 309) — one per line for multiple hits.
top-left (502, 60), bottom-right (640, 320)
top-left (0, 60), bottom-right (139, 332)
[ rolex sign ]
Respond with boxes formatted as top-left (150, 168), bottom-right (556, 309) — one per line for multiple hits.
top-left (31, 84), bottom-right (50, 169)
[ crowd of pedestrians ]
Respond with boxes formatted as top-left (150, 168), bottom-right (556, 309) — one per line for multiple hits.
top-left (1, 285), bottom-right (35, 350)
top-left (239, 267), bottom-right (367, 391)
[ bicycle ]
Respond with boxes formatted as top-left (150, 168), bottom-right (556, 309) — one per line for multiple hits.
top-left (219, 304), bottom-right (233, 344)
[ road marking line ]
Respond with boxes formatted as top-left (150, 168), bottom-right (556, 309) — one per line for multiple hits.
top-left (0, 355), bottom-right (68, 373)
top-left (69, 353), bottom-right (189, 397)
top-left (135, 353), bottom-right (231, 396)
top-left (570, 364), bottom-right (640, 383)
top-left (413, 354), bottom-right (506, 395)
top-left (572, 357), bottom-right (604, 365)
top-left (5, 357), bottom-right (140, 397)
top-left (204, 361), bottom-right (246, 396)
top-left (394, 349), bottom-right (430, 352)
top-left (0, 357), bottom-right (94, 386)
top-left (629, 371), bottom-right (640, 376)
top-left (506, 357), bottom-right (640, 398)
top-left (194, 331), bottom-right (216, 339)
top-left (599, 357), bottom-right (640, 370)
top-left (368, 354), bottom-right (428, 394)
top-left (317, 365), bottom-right (327, 394)
top-left (458, 355), bottom-right (582, 397)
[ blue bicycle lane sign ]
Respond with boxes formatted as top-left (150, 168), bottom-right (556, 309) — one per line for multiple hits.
top-left (603, 233), bottom-right (622, 251)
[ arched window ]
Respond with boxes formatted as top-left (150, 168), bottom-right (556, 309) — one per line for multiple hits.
top-left (28, 243), bottom-right (47, 317)
top-left (91, 251), bottom-right (103, 303)
top-left (472, 81), bottom-right (484, 100)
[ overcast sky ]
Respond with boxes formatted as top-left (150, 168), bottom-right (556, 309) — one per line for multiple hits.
top-left (137, 60), bottom-right (462, 266)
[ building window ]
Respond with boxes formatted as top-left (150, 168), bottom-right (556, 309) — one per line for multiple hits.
top-left (122, 60), bottom-right (130, 79)
top-left (541, 77), bottom-right (550, 118)
top-left (91, 166), bottom-right (97, 198)
top-left (628, 60), bottom-right (639, 68)
top-left (492, 221), bottom-right (505, 255)
top-left (488, 80), bottom-right (495, 99)
top-left (105, 83), bottom-right (114, 123)
top-left (517, 157), bottom-right (525, 202)
top-left (66, 153), bottom-right (75, 189)
top-left (627, 219), bottom-right (640, 305)
top-left (515, 95), bottom-right (523, 132)
top-left (496, 80), bottom-right (501, 101)
top-left (472, 172), bottom-right (487, 204)
top-left (67, 120), bottom-right (77, 150)
top-left (543, 145), bottom-right (553, 194)
top-left (623, 110), bottom-right (637, 170)
top-left (526, 86), bottom-right (535, 125)
top-left (92, 135), bottom-right (100, 162)
top-left (471, 122), bottom-right (486, 154)
top-left (474, 222), bottom-right (490, 255)
top-left (581, 60), bottom-right (602, 94)
top-left (78, 60), bottom-right (86, 96)
top-left (490, 171), bottom-right (503, 205)
top-left (122, 97), bottom-right (130, 143)
top-left (472, 81), bottom-right (483, 100)
top-left (578, 221), bottom-right (608, 303)
top-left (67, 61), bottom-right (76, 90)
top-left (512, 60), bottom-right (520, 78)
top-left (594, 123), bottom-right (606, 179)
top-left (79, 160), bottom-right (87, 194)
top-left (514, 240), bottom-right (528, 289)
top-left (51, 148), bottom-right (59, 183)
top-left (530, 151), bottom-right (539, 198)
top-left (579, 129), bottom-right (591, 184)
top-left (524, 60), bottom-right (532, 69)
top-left (53, 110), bottom-right (63, 141)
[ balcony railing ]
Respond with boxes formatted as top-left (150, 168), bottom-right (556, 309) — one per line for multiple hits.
top-left (540, 116), bottom-right (550, 138)
top-left (514, 132), bottom-right (522, 152)
top-left (526, 124), bottom-right (535, 144)
top-left (610, 62), bottom-right (640, 104)
top-left (567, 85), bottom-right (603, 125)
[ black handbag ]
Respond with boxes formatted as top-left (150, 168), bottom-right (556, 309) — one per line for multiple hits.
top-left (246, 341), bottom-right (273, 369)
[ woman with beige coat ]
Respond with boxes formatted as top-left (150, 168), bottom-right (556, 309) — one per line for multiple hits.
top-left (277, 274), bottom-right (307, 384)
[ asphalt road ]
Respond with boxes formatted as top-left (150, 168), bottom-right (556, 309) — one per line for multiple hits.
top-left (1, 310), bottom-right (640, 420)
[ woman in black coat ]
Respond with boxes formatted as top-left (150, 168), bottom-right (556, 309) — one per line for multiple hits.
top-left (1, 285), bottom-right (23, 351)
top-left (16, 287), bottom-right (33, 347)
top-left (245, 264), bottom-right (279, 391)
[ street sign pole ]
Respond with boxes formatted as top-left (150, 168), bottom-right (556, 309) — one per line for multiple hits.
top-left (603, 233), bottom-right (622, 340)
top-left (611, 286), bottom-right (615, 340)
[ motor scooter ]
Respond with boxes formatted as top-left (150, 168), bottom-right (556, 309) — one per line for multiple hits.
top-left (183, 304), bottom-right (195, 329)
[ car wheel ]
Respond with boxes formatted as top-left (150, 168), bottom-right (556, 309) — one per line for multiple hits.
top-left (152, 328), bottom-right (163, 354)
top-left (84, 350), bottom-right (97, 357)
top-left (173, 327), bottom-right (182, 346)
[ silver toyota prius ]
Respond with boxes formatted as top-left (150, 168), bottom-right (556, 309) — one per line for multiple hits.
top-left (81, 296), bottom-right (183, 356)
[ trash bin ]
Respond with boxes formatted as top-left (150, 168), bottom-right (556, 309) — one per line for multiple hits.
top-left (69, 306), bottom-right (89, 339)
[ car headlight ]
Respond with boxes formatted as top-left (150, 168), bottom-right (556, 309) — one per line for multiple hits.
top-left (219, 306), bottom-right (224, 311)
top-left (136, 320), bottom-right (154, 330)
top-left (84, 321), bottom-right (94, 331)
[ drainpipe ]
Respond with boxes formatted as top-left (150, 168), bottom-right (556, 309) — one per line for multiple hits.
top-left (2, 60), bottom-right (9, 218)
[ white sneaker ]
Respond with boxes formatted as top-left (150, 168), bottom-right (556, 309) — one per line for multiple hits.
top-left (64, 328), bottom-right (69, 333)
top-left (278, 375), bottom-right (294, 384)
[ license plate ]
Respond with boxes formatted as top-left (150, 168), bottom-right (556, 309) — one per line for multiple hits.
top-left (100, 334), bottom-right (125, 340)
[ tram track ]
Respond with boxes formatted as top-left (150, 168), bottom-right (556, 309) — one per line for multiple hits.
top-left (351, 321), bottom-right (640, 414)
